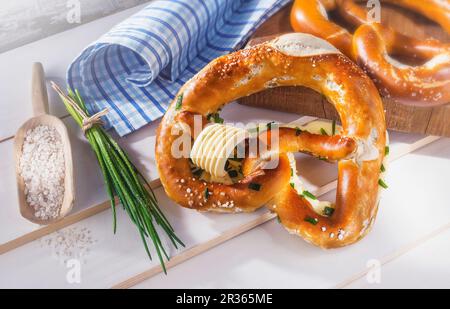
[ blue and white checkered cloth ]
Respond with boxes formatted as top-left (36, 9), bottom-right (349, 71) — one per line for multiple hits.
top-left (67, 0), bottom-right (290, 136)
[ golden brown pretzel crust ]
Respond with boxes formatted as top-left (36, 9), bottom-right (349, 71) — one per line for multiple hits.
top-left (336, 0), bottom-right (450, 59)
top-left (336, 0), bottom-right (450, 37)
top-left (382, 0), bottom-right (450, 34)
top-left (353, 23), bottom-right (450, 106)
top-left (290, 0), bottom-right (450, 106)
top-left (156, 34), bottom-right (386, 248)
top-left (261, 128), bottom-right (357, 161)
top-left (290, 0), bottom-right (354, 57)
top-left (268, 158), bottom-right (381, 249)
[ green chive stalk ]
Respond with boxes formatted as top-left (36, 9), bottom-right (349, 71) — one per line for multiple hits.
top-left (53, 83), bottom-right (184, 273)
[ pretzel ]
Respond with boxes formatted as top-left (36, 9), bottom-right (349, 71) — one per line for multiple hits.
top-left (155, 33), bottom-right (387, 248)
top-left (290, 0), bottom-right (450, 106)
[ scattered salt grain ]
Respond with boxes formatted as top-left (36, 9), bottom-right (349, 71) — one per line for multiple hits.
top-left (39, 226), bottom-right (97, 265)
top-left (19, 125), bottom-right (65, 220)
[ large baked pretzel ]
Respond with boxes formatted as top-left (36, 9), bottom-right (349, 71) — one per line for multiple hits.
top-left (290, 0), bottom-right (450, 106)
top-left (156, 33), bottom-right (387, 248)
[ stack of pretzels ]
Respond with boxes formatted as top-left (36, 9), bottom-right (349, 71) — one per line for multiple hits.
top-left (291, 0), bottom-right (450, 106)
top-left (156, 33), bottom-right (388, 248)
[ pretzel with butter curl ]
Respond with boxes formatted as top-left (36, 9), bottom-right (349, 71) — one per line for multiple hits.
top-left (290, 0), bottom-right (450, 106)
top-left (156, 33), bottom-right (387, 248)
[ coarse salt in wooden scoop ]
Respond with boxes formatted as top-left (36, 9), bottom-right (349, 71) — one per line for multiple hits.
top-left (13, 62), bottom-right (74, 225)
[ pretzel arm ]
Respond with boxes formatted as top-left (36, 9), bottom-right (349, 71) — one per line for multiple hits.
top-left (383, 0), bottom-right (450, 33)
top-left (335, 0), bottom-right (450, 59)
top-left (353, 23), bottom-right (450, 106)
top-left (269, 159), bottom-right (380, 248)
top-left (290, 0), bottom-right (353, 57)
top-left (291, 0), bottom-right (450, 106)
top-left (259, 128), bottom-right (357, 161)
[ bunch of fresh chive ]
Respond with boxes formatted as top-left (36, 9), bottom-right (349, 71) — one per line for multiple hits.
top-left (55, 86), bottom-right (184, 273)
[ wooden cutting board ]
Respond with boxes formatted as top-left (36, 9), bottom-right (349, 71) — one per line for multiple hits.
top-left (238, 2), bottom-right (450, 137)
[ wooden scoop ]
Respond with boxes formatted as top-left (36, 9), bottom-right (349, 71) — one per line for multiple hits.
top-left (13, 62), bottom-right (75, 225)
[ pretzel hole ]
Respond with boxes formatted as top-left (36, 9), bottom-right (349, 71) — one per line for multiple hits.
top-left (286, 119), bottom-right (342, 216)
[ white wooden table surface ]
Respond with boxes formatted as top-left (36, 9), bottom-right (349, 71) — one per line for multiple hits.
top-left (0, 4), bottom-right (449, 289)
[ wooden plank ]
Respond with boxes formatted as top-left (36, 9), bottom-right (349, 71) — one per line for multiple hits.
top-left (383, 99), bottom-right (433, 134)
top-left (0, 179), bottom-right (161, 255)
top-left (111, 135), bottom-right (441, 289)
top-left (112, 212), bottom-right (277, 289)
top-left (241, 86), bottom-right (327, 119)
top-left (334, 221), bottom-right (450, 288)
top-left (427, 105), bottom-right (450, 137)
top-left (239, 2), bottom-right (450, 137)
top-left (1, 111), bottom-right (440, 257)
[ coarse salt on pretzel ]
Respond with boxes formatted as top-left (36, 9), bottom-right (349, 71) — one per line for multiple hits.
top-left (155, 33), bottom-right (387, 248)
top-left (290, 0), bottom-right (450, 106)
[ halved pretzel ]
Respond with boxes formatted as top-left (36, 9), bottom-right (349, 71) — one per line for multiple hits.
top-left (290, 0), bottom-right (450, 106)
top-left (155, 33), bottom-right (387, 248)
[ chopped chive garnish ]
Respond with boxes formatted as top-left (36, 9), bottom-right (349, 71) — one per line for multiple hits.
top-left (266, 121), bottom-right (275, 129)
top-left (290, 182), bottom-right (295, 189)
top-left (290, 168), bottom-right (294, 177)
top-left (213, 114), bottom-right (223, 124)
top-left (323, 206), bottom-right (335, 217)
top-left (175, 93), bottom-right (183, 110)
top-left (378, 179), bottom-right (388, 189)
top-left (248, 182), bottom-right (261, 191)
top-left (380, 164), bottom-right (386, 173)
top-left (302, 190), bottom-right (317, 200)
top-left (194, 170), bottom-right (203, 177)
top-left (385, 146), bottom-right (390, 156)
top-left (320, 128), bottom-right (329, 136)
top-left (295, 127), bottom-right (302, 136)
top-left (227, 170), bottom-right (238, 178)
top-left (192, 167), bottom-right (203, 177)
top-left (207, 113), bottom-right (224, 124)
top-left (318, 156), bottom-right (327, 161)
top-left (332, 120), bottom-right (336, 135)
top-left (304, 216), bottom-right (318, 225)
top-left (204, 188), bottom-right (210, 200)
